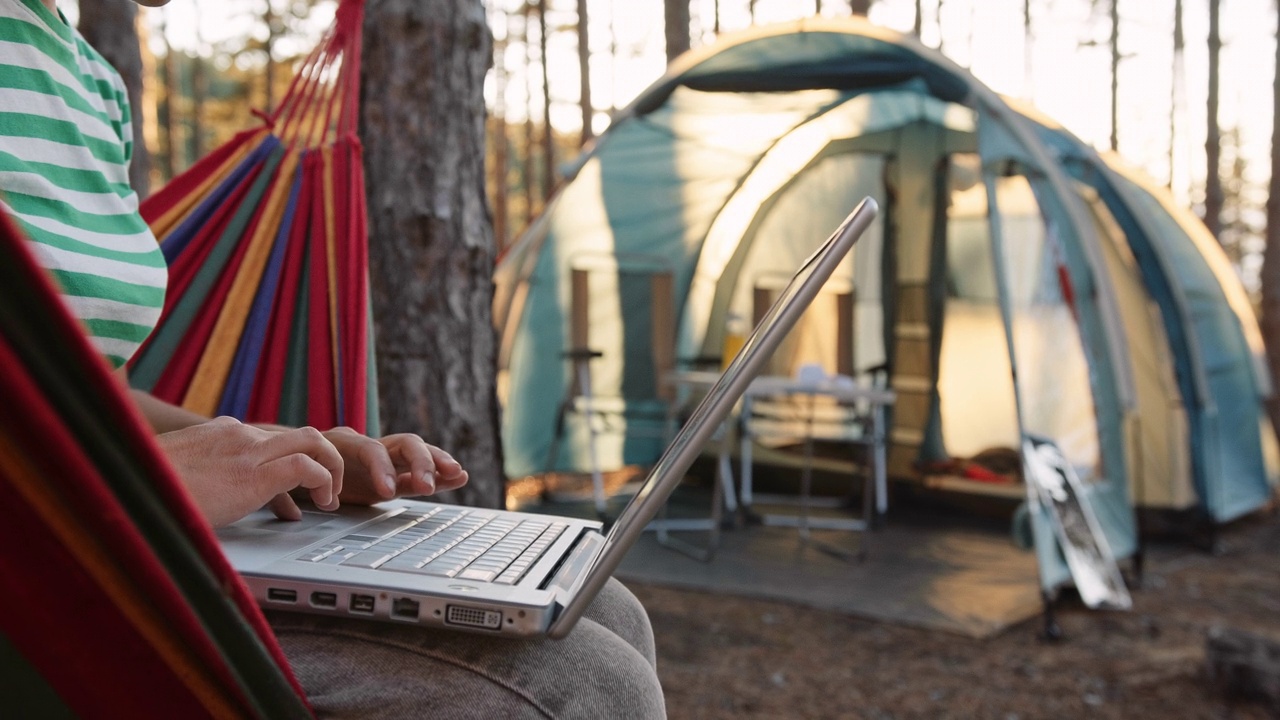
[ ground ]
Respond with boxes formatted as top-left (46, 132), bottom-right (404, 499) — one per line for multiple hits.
top-left (629, 510), bottom-right (1280, 719)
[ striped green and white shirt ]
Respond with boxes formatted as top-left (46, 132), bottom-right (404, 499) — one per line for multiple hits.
top-left (0, 0), bottom-right (166, 368)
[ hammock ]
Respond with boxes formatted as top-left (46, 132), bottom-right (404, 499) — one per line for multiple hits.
top-left (129, 0), bottom-right (377, 435)
top-left (0, 210), bottom-right (312, 718)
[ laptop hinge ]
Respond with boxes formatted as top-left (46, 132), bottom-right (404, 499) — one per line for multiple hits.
top-left (542, 531), bottom-right (605, 598)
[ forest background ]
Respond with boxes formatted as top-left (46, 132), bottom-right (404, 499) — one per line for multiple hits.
top-left (64, 0), bottom-right (1280, 507)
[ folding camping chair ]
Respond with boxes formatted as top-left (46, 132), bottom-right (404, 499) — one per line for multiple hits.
top-left (544, 255), bottom-right (680, 520)
top-left (736, 276), bottom-right (891, 560)
top-left (0, 211), bottom-right (312, 718)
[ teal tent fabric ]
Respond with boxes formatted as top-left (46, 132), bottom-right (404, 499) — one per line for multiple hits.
top-left (495, 18), bottom-right (1276, 597)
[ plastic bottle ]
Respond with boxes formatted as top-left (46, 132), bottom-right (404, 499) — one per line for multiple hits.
top-left (721, 311), bottom-right (748, 370)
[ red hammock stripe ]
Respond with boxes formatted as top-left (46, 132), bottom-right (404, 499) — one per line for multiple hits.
top-left (0, 210), bottom-right (311, 716)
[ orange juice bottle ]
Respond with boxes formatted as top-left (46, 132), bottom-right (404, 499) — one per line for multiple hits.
top-left (721, 312), bottom-right (748, 370)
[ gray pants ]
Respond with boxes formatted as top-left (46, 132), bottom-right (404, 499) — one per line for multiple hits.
top-left (266, 578), bottom-right (666, 719)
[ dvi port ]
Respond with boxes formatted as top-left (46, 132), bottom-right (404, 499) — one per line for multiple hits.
top-left (445, 605), bottom-right (502, 630)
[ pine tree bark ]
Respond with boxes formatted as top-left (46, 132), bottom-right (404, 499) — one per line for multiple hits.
top-left (537, 0), bottom-right (554, 201)
top-left (77, 0), bottom-right (150, 198)
top-left (1170, 0), bottom-right (1184, 189)
top-left (577, 0), bottom-right (592, 147)
top-left (1205, 0), bottom-right (1224, 239)
top-left (664, 0), bottom-right (690, 64)
top-left (360, 0), bottom-right (503, 508)
top-left (1108, 0), bottom-right (1120, 152)
top-left (1261, 4), bottom-right (1280, 444)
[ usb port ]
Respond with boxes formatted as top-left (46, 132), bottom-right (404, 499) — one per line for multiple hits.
top-left (350, 594), bottom-right (376, 614)
top-left (266, 588), bottom-right (297, 603)
top-left (310, 591), bottom-right (337, 608)
top-left (391, 597), bottom-right (420, 620)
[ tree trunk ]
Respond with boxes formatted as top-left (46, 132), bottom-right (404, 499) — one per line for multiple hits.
top-left (1109, 0), bottom-right (1120, 152)
top-left (665, 0), bottom-right (690, 64)
top-left (190, 5), bottom-right (205, 163)
top-left (77, 0), bottom-right (150, 198)
top-left (522, 3), bottom-right (537, 226)
top-left (913, 0), bottom-right (923, 35)
top-left (577, 0), bottom-right (592, 147)
top-left (1261, 2), bottom-right (1280, 447)
top-left (1023, 0), bottom-right (1033, 98)
top-left (491, 12), bottom-right (509, 250)
top-left (159, 14), bottom-right (178, 180)
top-left (1205, 0), bottom-right (1223, 239)
top-left (360, 0), bottom-right (503, 508)
top-left (1170, 0), bottom-right (1184, 189)
top-left (849, 0), bottom-right (872, 16)
top-left (537, 0), bottom-right (555, 202)
top-left (263, 0), bottom-right (279, 114)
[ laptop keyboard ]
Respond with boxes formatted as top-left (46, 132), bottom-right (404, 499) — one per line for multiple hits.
top-left (296, 506), bottom-right (568, 585)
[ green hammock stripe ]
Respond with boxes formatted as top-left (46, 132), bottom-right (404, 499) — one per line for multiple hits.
top-left (0, 630), bottom-right (78, 719)
top-left (277, 254), bottom-right (311, 427)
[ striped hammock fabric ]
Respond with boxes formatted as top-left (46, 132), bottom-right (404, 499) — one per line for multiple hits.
top-left (0, 210), bottom-right (312, 718)
top-left (129, 0), bottom-right (377, 434)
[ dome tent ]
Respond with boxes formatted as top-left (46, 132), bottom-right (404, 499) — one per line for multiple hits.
top-left (493, 18), bottom-right (1278, 596)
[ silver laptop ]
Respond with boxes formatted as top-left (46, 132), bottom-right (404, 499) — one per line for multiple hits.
top-left (218, 197), bottom-right (878, 639)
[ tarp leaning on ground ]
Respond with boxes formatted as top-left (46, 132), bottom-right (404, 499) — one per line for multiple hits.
top-left (494, 19), bottom-right (1279, 596)
top-left (128, 0), bottom-right (377, 435)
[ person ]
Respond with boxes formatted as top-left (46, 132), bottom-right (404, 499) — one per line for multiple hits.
top-left (0, 0), bottom-right (666, 716)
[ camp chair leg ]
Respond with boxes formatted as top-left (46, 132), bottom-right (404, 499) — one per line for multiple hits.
top-left (543, 350), bottom-right (609, 519)
top-left (573, 359), bottom-right (608, 518)
top-left (761, 394), bottom-right (869, 562)
top-left (647, 427), bottom-right (729, 562)
top-left (1040, 592), bottom-right (1064, 642)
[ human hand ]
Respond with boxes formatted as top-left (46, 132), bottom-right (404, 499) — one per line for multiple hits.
top-left (155, 416), bottom-right (343, 528)
top-left (320, 428), bottom-right (469, 505)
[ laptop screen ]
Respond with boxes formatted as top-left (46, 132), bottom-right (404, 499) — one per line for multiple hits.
top-left (549, 198), bottom-right (878, 635)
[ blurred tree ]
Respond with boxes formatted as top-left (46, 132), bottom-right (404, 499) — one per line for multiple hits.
top-left (158, 13), bottom-right (177, 181)
top-left (522, 2), bottom-right (538, 225)
top-left (577, 0), bottom-right (592, 146)
top-left (1263, 0), bottom-right (1280, 439)
top-left (850, 0), bottom-right (872, 16)
top-left (490, 6), bottom-right (510, 248)
top-left (360, 0), bottom-right (503, 507)
top-left (1170, 0), bottom-right (1184, 189)
top-left (189, 5), bottom-right (205, 161)
top-left (1023, 0), bottom-right (1033, 98)
top-left (1084, 0), bottom-right (1122, 153)
top-left (78, 0), bottom-right (151, 198)
top-left (1205, 0), bottom-right (1223, 239)
top-left (665, 0), bottom-right (689, 63)
top-left (538, 0), bottom-right (554, 200)
top-left (1218, 127), bottom-right (1263, 270)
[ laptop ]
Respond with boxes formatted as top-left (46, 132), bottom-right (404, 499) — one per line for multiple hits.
top-left (218, 197), bottom-right (878, 639)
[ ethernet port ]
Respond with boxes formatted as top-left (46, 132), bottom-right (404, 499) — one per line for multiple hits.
top-left (391, 597), bottom-right (420, 620)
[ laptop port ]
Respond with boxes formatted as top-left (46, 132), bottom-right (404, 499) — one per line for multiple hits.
top-left (350, 594), bottom-right (376, 614)
top-left (266, 588), bottom-right (297, 603)
top-left (445, 605), bottom-right (502, 630)
top-left (310, 591), bottom-right (337, 608)
top-left (391, 597), bottom-right (420, 620)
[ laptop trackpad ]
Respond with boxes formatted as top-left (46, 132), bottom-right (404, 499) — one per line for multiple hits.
top-left (218, 506), bottom-right (387, 569)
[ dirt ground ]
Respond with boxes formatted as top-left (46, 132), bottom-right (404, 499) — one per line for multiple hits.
top-left (629, 509), bottom-right (1280, 720)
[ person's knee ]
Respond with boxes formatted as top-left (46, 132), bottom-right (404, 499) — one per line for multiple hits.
top-left (585, 578), bottom-right (657, 668)
top-left (546, 616), bottom-right (665, 719)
